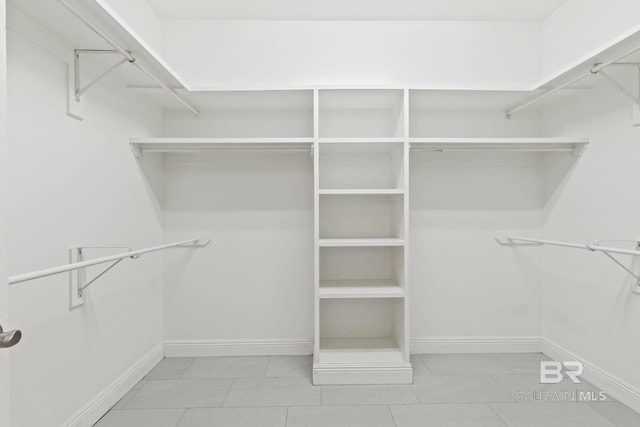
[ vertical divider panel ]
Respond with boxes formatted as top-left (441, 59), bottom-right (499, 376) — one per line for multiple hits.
top-left (313, 89), bottom-right (320, 365)
top-left (403, 88), bottom-right (411, 361)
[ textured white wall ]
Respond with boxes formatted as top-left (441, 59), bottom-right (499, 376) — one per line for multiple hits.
top-left (6, 13), bottom-right (164, 426)
top-left (540, 75), bottom-right (640, 404)
top-left (163, 151), bottom-right (314, 343)
top-left (162, 20), bottom-right (540, 90)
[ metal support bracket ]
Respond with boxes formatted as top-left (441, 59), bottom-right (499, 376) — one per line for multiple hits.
top-left (74, 49), bottom-right (132, 102)
top-left (68, 246), bottom-right (141, 309)
top-left (597, 69), bottom-right (640, 105)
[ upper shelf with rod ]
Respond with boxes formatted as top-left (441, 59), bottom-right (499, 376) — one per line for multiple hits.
top-left (496, 235), bottom-right (640, 293)
top-left (130, 138), bottom-right (315, 157)
top-left (409, 137), bottom-right (589, 156)
top-left (9, 0), bottom-right (200, 117)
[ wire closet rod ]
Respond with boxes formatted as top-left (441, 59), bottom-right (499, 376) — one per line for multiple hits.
top-left (506, 42), bottom-right (640, 117)
top-left (502, 237), bottom-right (640, 257)
top-left (8, 238), bottom-right (210, 285)
top-left (58, 0), bottom-right (199, 117)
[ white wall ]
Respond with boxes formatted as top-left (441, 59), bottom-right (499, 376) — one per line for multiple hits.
top-left (6, 11), bottom-right (164, 427)
top-left (540, 0), bottom-right (640, 83)
top-left (162, 151), bottom-right (314, 346)
top-left (540, 75), bottom-right (640, 406)
top-left (410, 151), bottom-right (544, 341)
top-left (162, 20), bottom-right (540, 90)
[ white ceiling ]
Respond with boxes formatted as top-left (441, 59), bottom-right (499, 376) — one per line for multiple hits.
top-left (145, 0), bottom-right (569, 21)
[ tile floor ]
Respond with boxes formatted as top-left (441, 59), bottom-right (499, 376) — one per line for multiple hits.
top-left (95, 353), bottom-right (640, 426)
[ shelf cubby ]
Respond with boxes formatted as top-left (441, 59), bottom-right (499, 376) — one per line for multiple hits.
top-left (319, 246), bottom-right (404, 292)
top-left (319, 194), bottom-right (404, 240)
top-left (318, 141), bottom-right (405, 190)
top-left (318, 298), bottom-right (406, 364)
top-left (318, 89), bottom-right (404, 138)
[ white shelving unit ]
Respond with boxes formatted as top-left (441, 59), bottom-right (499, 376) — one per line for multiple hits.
top-left (313, 89), bottom-right (412, 385)
top-left (127, 90), bottom-right (589, 386)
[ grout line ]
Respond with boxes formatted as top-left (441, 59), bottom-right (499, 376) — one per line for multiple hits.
top-left (387, 405), bottom-right (398, 427)
top-left (488, 374), bottom-right (519, 403)
top-left (486, 403), bottom-right (510, 427)
top-left (173, 408), bottom-right (188, 427)
top-left (488, 353), bottom-right (516, 374)
top-left (220, 379), bottom-right (235, 408)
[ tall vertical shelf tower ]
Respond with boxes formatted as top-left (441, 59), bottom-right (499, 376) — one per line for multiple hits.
top-left (313, 89), bottom-right (412, 385)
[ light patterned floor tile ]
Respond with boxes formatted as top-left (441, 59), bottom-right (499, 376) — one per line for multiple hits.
top-left (123, 379), bottom-right (233, 409)
top-left (287, 405), bottom-right (395, 426)
top-left (146, 358), bottom-right (194, 380)
top-left (413, 375), bottom-right (515, 404)
top-left (321, 385), bottom-right (418, 406)
top-left (94, 409), bottom-right (185, 427)
top-left (182, 356), bottom-right (269, 379)
top-left (587, 402), bottom-right (640, 427)
top-left (489, 402), bottom-right (616, 426)
top-left (224, 377), bottom-right (321, 407)
top-left (177, 407), bottom-right (287, 427)
top-left (420, 354), bottom-right (512, 375)
top-left (266, 356), bottom-right (312, 378)
top-left (390, 403), bottom-right (507, 426)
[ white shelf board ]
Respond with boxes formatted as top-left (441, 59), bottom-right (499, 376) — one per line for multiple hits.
top-left (318, 238), bottom-right (405, 247)
top-left (130, 137), bottom-right (314, 157)
top-left (318, 138), bottom-right (405, 144)
top-left (319, 189), bottom-right (405, 195)
top-left (319, 285), bottom-right (404, 299)
top-left (409, 137), bottom-right (589, 154)
top-left (318, 337), bottom-right (405, 364)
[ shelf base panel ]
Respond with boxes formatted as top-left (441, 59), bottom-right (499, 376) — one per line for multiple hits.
top-left (313, 362), bottom-right (413, 385)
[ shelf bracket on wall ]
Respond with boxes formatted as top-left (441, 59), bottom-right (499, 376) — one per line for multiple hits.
top-left (74, 49), bottom-right (131, 102)
top-left (496, 236), bottom-right (640, 294)
top-left (597, 69), bottom-right (640, 106)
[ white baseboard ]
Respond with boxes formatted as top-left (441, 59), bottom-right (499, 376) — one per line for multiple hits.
top-left (411, 336), bottom-right (542, 354)
top-left (541, 339), bottom-right (640, 413)
top-left (164, 337), bottom-right (542, 358)
top-left (63, 343), bottom-right (164, 427)
top-left (164, 339), bottom-right (314, 357)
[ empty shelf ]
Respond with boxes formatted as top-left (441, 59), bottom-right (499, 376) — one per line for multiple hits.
top-left (319, 282), bottom-right (404, 299)
top-left (318, 337), bottom-right (405, 364)
top-left (319, 189), bottom-right (405, 195)
top-left (318, 238), bottom-right (405, 247)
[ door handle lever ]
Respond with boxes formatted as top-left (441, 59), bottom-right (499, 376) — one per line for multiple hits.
top-left (0, 324), bottom-right (22, 348)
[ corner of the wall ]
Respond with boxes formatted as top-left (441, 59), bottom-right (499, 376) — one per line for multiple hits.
top-left (541, 338), bottom-right (640, 413)
top-left (62, 343), bottom-right (164, 427)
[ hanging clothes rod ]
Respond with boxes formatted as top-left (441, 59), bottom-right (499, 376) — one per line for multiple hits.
top-left (500, 236), bottom-right (640, 256)
top-left (506, 43), bottom-right (640, 117)
top-left (58, 0), bottom-right (199, 117)
top-left (496, 236), bottom-right (640, 285)
top-left (8, 238), bottom-right (210, 285)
